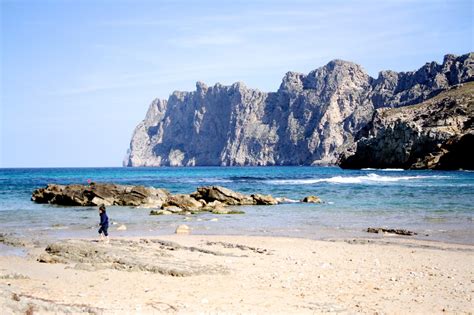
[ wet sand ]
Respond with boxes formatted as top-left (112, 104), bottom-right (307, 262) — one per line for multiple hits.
top-left (1, 234), bottom-right (473, 314)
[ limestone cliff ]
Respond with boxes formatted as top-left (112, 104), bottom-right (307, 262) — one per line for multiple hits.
top-left (124, 53), bottom-right (473, 167)
top-left (338, 82), bottom-right (474, 170)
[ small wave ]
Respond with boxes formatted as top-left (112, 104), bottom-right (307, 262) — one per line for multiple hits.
top-left (362, 168), bottom-right (404, 171)
top-left (267, 173), bottom-right (446, 185)
top-left (228, 176), bottom-right (266, 181)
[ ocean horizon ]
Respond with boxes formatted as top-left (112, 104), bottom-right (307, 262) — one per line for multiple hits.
top-left (1, 166), bottom-right (472, 245)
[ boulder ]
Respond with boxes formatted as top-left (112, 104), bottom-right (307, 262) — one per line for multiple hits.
top-left (162, 194), bottom-right (203, 211)
top-left (301, 196), bottom-right (322, 203)
top-left (251, 194), bottom-right (278, 205)
top-left (193, 186), bottom-right (255, 205)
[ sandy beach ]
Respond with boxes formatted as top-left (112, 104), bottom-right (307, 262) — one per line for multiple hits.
top-left (0, 234), bottom-right (472, 314)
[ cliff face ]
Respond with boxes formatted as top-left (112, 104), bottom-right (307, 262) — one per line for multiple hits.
top-left (338, 82), bottom-right (474, 170)
top-left (124, 53), bottom-right (473, 167)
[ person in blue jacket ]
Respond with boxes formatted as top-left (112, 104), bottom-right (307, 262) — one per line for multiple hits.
top-left (98, 205), bottom-right (109, 243)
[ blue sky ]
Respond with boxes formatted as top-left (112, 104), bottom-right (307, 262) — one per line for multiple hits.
top-left (1, 0), bottom-right (472, 167)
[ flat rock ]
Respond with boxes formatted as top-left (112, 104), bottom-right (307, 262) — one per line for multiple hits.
top-left (38, 239), bottom-right (228, 277)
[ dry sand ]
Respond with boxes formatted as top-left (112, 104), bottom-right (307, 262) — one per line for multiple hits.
top-left (0, 234), bottom-right (472, 314)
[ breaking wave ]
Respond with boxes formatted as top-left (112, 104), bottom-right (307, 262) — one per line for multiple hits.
top-left (266, 173), bottom-right (446, 185)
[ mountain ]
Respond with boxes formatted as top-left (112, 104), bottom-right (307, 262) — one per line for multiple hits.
top-left (338, 82), bottom-right (473, 170)
top-left (124, 53), bottom-right (473, 167)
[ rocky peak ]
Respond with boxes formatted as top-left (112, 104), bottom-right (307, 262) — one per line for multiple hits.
top-left (278, 71), bottom-right (305, 93)
top-left (124, 52), bottom-right (473, 167)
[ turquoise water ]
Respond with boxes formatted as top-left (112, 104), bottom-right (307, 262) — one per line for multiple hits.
top-left (0, 167), bottom-right (473, 244)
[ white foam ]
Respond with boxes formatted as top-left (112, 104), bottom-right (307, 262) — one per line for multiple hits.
top-left (267, 173), bottom-right (446, 185)
top-left (362, 168), bottom-right (404, 171)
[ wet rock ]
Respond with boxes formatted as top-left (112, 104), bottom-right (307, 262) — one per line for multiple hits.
top-left (367, 227), bottom-right (417, 236)
top-left (211, 208), bottom-right (245, 215)
top-left (301, 196), bottom-right (322, 203)
top-left (150, 209), bottom-right (172, 215)
top-left (251, 194), bottom-right (278, 205)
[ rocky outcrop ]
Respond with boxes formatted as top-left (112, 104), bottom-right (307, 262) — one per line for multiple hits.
top-left (125, 53), bottom-right (473, 166)
top-left (191, 186), bottom-right (255, 205)
top-left (31, 183), bottom-right (170, 207)
top-left (338, 82), bottom-right (474, 170)
top-left (38, 239), bottom-right (229, 276)
top-left (31, 184), bottom-right (293, 213)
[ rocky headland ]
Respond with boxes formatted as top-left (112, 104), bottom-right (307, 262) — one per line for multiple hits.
top-left (338, 82), bottom-right (473, 170)
top-left (125, 53), bottom-right (473, 168)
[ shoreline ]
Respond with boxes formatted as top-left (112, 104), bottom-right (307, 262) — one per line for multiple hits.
top-left (1, 234), bottom-right (472, 313)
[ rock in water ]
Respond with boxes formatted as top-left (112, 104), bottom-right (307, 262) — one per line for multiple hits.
top-left (339, 82), bottom-right (474, 170)
top-left (192, 186), bottom-right (255, 205)
top-left (175, 225), bottom-right (191, 235)
top-left (301, 196), bottom-right (322, 203)
top-left (31, 183), bottom-right (170, 207)
top-left (367, 228), bottom-right (417, 236)
top-left (251, 194), bottom-right (278, 205)
top-left (124, 53), bottom-right (473, 167)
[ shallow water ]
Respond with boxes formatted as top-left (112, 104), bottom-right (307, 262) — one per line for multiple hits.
top-left (0, 167), bottom-right (472, 244)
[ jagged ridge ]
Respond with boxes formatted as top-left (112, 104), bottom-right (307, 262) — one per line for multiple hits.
top-left (124, 53), bottom-right (473, 167)
top-left (338, 82), bottom-right (474, 170)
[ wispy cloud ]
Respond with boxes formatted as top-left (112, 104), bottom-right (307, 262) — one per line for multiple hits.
top-left (169, 33), bottom-right (244, 47)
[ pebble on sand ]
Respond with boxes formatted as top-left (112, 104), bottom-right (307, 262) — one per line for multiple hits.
top-left (175, 224), bottom-right (191, 235)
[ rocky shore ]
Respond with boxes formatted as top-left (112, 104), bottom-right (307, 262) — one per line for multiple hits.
top-left (32, 183), bottom-right (320, 214)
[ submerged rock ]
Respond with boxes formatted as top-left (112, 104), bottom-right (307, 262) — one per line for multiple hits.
top-left (367, 227), bottom-right (417, 236)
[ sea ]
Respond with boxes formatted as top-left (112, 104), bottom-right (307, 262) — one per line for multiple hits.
top-left (0, 167), bottom-right (473, 245)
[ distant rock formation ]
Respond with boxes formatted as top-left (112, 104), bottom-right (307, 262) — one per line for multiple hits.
top-left (338, 82), bottom-right (474, 170)
top-left (124, 53), bottom-right (473, 167)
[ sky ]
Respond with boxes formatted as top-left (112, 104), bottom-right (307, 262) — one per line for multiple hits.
top-left (1, 0), bottom-right (473, 167)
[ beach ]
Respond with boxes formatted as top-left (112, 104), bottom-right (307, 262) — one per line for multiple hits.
top-left (1, 234), bottom-right (472, 314)
top-left (1, 167), bottom-right (473, 313)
